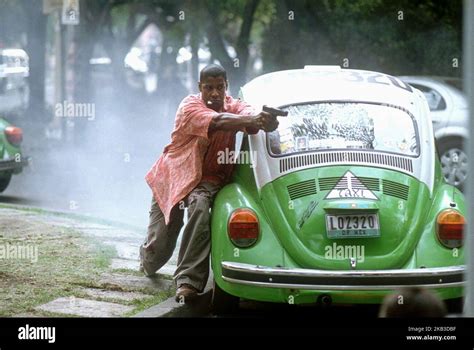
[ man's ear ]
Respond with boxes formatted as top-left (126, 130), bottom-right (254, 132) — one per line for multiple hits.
top-left (198, 81), bottom-right (202, 93)
top-left (225, 80), bottom-right (229, 91)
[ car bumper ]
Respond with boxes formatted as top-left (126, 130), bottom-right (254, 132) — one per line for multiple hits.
top-left (221, 262), bottom-right (465, 290)
top-left (0, 156), bottom-right (29, 172)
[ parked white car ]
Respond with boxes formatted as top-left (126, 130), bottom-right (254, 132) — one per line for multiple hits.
top-left (398, 76), bottom-right (467, 189)
top-left (0, 49), bottom-right (29, 118)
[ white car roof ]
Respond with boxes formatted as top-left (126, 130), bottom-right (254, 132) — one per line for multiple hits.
top-left (241, 66), bottom-right (422, 117)
top-left (0, 49), bottom-right (28, 59)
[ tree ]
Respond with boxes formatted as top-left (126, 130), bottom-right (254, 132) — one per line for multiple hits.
top-left (260, 0), bottom-right (462, 77)
top-left (20, 0), bottom-right (47, 122)
top-left (200, 0), bottom-right (261, 94)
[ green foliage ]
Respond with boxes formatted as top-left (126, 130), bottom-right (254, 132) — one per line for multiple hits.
top-left (260, 0), bottom-right (462, 77)
top-left (1, 0), bottom-right (463, 104)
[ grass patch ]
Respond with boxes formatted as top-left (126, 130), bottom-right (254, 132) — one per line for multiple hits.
top-left (0, 208), bottom-right (174, 317)
top-left (125, 290), bottom-right (174, 316)
top-left (111, 268), bottom-right (145, 277)
top-left (90, 241), bottom-right (116, 269)
top-left (0, 216), bottom-right (117, 316)
top-left (111, 268), bottom-right (173, 281)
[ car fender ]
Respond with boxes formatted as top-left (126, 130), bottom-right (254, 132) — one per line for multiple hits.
top-left (211, 183), bottom-right (286, 295)
top-left (416, 182), bottom-right (465, 268)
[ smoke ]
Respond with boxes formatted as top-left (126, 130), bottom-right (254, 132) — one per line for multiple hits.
top-left (5, 71), bottom-right (180, 228)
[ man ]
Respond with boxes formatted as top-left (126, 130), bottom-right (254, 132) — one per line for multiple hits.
top-left (140, 64), bottom-right (278, 302)
top-left (379, 287), bottom-right (447, 317)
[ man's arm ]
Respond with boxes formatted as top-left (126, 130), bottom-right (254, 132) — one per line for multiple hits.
top-left (208, 111), bottom-right (278, 133)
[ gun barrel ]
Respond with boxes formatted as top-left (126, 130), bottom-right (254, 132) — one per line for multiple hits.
top-left (263, 105), bottom-right (288, 117)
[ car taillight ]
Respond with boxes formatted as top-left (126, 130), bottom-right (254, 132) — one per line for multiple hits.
top-left (228, 208), bottom-right (259, 248)
top-left (436, 209), bottom-right (464, 248)
top-left (5, 126), bottom-right (23, 146)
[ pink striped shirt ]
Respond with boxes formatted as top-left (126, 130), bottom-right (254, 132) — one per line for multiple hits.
top-left (145, 94), bottom-right (254, 224)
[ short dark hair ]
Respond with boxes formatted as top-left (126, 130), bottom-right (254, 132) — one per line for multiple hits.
top-left (199, 64), bottom-right (227, 82)
top-left (379, 287), bottom-right (448, 318)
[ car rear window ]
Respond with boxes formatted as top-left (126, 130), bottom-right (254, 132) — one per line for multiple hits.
top-left (267, 102), bottom-right (419, 157)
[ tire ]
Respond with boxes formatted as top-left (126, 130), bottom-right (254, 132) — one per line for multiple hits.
top-left (438, 138), bottom-right (467, 191)
top-left (211, 279), bottom-right (239, 315)
top-left (0, 174), bottom-right (12, 193)
top-left (445, 297), bottom-right (463, 315)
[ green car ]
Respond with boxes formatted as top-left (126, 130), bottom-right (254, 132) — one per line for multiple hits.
top-left (210, 66), bottom-right (465, 313)
top-left (0, 118), bottom-right (27, 192)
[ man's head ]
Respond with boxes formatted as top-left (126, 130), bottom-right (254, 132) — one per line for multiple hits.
top-left (379, 287), bottom-right (448, 318)
top-left (199, 64), bottom-right (228, 112)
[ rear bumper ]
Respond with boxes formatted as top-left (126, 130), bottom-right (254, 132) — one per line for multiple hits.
top-left (221, 262), bottom-right (465, 290)
top-left (0, 156), bottom-right (29, 172)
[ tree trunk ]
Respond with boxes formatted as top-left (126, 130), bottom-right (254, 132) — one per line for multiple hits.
top-left (23, 0), bottom-right (47, 123)
top-left (190, 24), bottom-right (200, 83)
top-left (234, 0), bottom-right (259, 90)
top-left (205, 1), bottom-right (260, 95)
top-left (71, 0), bottom-right (99, 146)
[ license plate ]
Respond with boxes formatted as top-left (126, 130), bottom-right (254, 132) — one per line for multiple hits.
top-left (325, 213), bottom-right (380, 239)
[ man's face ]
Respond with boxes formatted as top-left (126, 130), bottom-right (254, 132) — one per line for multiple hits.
top-left (199, 76), bottom-right (227, 112)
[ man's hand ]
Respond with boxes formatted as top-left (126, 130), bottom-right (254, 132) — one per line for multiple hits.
top-left (209, 111), bottom-right (279, 134)
top-left (251, 111), bottom-right (279, 132)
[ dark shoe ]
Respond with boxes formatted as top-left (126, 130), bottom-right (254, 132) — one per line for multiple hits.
top-left (175, 283), bottom-right (199, 303)
top-left (139, 262), bottom-right (155, 277)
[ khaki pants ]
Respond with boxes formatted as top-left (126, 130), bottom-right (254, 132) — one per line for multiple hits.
top-left (139, 182), bottom-right (220, 292)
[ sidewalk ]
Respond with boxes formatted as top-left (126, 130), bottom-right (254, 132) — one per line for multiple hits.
top-left (0, 204), bottom-right (179, 317)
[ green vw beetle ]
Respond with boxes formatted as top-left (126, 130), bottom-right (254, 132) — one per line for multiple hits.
top-left (0, 118), bottom-right (27, 192)
top-left (210, 66), bottom-right (465, 313)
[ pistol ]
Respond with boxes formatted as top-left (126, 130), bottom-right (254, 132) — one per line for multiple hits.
top-left (263, 105), bottom-right (288, 117)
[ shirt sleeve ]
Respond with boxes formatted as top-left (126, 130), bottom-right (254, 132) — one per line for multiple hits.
top-left (233, 99), bottom-right (259, 134)
top-left (177, 97), bottom-right (219, 139)
top-left (234, 99), bottom-right (257, 116)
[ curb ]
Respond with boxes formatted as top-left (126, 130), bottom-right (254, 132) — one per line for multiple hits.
top-left (134, 290), bottom-right (212, 317)
top-left (134, 276), bottom-right (214, 317)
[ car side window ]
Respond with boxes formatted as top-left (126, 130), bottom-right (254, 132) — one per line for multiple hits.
top-left (410, 83), bottom-right (446, 111)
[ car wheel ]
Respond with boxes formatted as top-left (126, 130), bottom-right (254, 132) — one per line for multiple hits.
top-left (445, 297), bottom-right (463, 315)
top-left (438, 138), bottom-right (467, 190)
top-left (211, 279), bottom-right (239, 315)
top-left (0, 175), bottom-right (12, 193)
